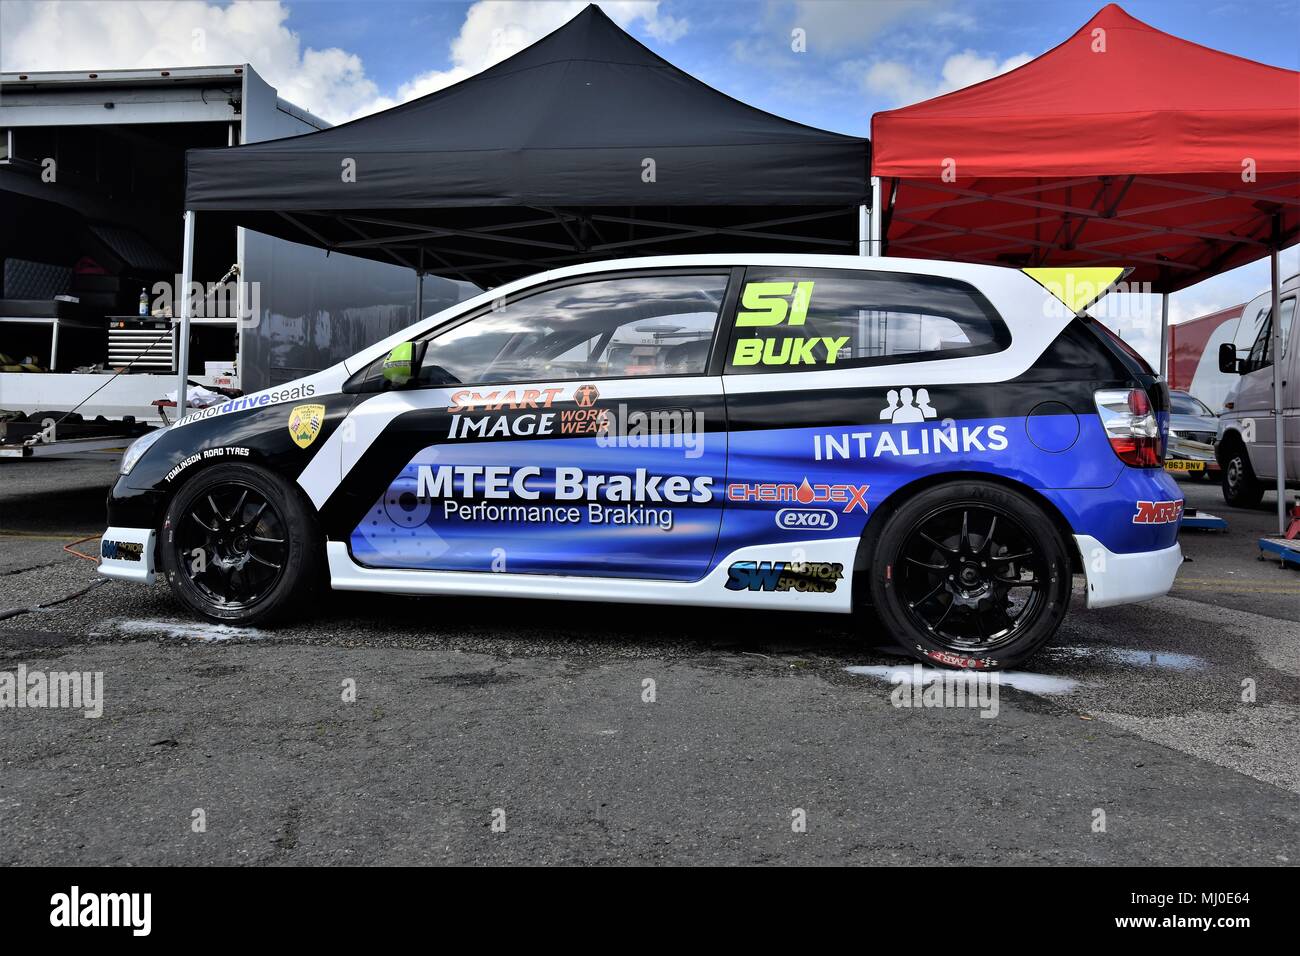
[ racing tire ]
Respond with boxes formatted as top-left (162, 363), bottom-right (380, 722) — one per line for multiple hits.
top-left (867, 481), bottom-right (1073, 671)
top-left (1221, 444), bottom-right (1264, 508)
top-left (161, 462), bottom-right (323, 626)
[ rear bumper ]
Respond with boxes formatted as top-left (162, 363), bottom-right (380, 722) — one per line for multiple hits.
top-left (1074, 534), bottom-right (1182, 609)
top-left (97, 526), bottom-right (157, 584)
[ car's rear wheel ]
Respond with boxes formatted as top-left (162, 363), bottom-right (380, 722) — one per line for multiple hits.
top-left (1221, 443), bottom-right (1264, 507)
top-left (867, 481), bottom-right (1072, 670)
top-left (161, 463), bottom-right (322, 626)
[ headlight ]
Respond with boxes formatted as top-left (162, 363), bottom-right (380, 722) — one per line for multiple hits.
top-left (119, 428), bottom-right (167, 476)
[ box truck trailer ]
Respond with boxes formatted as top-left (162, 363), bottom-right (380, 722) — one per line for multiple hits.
top-left (0, 64), bottom-right (473, 459)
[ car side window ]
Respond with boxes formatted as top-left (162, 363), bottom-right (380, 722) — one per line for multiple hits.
top-left (412, 274), bottom-right (729, 387)
top-left (1245, 297), bottom-right (1295, 372)
top-left (723, 268), bottom-right (1009, 373)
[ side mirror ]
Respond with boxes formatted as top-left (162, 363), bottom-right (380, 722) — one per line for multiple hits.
top-left (1218, 342), bottom-right (1240, 375)
top-left (382, 341), bottom-right (425, 388)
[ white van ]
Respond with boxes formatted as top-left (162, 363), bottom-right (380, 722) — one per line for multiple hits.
top-left (1216, 273), bottom-right (1299, 506)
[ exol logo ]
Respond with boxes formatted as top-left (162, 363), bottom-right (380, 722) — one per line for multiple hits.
top-left (775, 508), bottom-right (839, 531)
top-left (1133, 500), bottom-right (1184, 524)
top-left (727, 478), bottom-right (869, 514)
top-left (725, 560), bottom-right (844, 593)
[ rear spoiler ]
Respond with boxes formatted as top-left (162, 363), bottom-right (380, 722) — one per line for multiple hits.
top-left (1022, 267), bottom-right (1133, 315)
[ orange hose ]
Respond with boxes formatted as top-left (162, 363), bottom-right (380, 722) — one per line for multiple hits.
top-left (63, 534), bottom-right (100, 562)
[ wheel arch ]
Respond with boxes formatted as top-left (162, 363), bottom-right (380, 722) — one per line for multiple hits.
top-left (1215, 426), bottom-right (1246, 467)
top-left (851, 471), bottom-right (1083, 607)
top-left (150, 456), bottom-right (322, 570)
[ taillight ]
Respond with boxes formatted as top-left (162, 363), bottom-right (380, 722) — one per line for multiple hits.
top-left (1095, 388), bottom-right (1162, 467)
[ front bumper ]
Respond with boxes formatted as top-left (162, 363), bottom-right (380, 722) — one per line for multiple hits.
top-left (1074, 534), bottom-right (1182, 609)
top-left (97, 526), bottom-right (157, 584)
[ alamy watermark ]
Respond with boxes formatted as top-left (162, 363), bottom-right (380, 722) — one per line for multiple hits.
top-left (889, 665), bottom-right (1000, 718)
top-left (1, 665), bottom-right (103, 718)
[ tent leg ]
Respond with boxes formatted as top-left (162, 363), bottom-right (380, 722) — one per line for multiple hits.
top-left (176, 209), bottom-right (195, 417)
top-left (1158, 292), bottom-right (1170, 381)
top-left (416, 249), bottom-right (425, 319)
top-left (858, 204), bottom-right (869, 256)
top-left (1269, 240), bottom-right (1286, 535)
top-left (869, 177), bottom-right (883, 256)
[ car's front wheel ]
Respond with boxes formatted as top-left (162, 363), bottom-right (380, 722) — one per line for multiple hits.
top-left (866, 481), bottom-right (1073, 670)
top-left (161, 463), bottom-right (323, 626)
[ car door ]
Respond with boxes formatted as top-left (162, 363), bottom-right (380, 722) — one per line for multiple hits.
top-left (716, 266), bottom-right (1017, 561)
top-left (329, 269), bottom-right (736, 581)
top-left (1235, 295), bottom-right (1295, 480)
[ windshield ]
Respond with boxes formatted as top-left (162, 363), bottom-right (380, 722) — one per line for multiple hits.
top-left (1170, 393), bottom-right (1214, 416)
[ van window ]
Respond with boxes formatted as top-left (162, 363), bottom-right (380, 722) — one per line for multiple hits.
top-left (1245, 297), bottom-right (1295, 372)
top-left (724, 268), bottom-right (1008, 373)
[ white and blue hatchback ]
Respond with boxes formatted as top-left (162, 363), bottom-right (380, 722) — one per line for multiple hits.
top-left (101, 255), bottom-right (1184, 670)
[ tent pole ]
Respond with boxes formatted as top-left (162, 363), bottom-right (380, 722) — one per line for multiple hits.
top-left (858, 204), bottom-right (869, 256)
top-left (416, 248), bottom-right (425, 319)
top-left (176, 209), bottom-right (195, 418)
top-left (1158, 291), bottom-right (1170, 381)
top-left (1269, 231), bottom-right (1286, 534)
top-left (869, 176), bottom-right (883, 255)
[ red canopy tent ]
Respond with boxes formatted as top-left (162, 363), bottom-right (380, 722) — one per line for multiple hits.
top-left (870, 2), bottom-right (1300, 529)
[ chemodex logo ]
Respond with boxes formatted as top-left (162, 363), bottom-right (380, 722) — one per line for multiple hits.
top-left (50, 886), bottom-right (151, 936)
top-left (727, 478), bottom-right (868, 513)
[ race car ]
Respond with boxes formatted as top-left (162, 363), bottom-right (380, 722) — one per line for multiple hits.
top-left (99, 254), bottom-right (1184, 670)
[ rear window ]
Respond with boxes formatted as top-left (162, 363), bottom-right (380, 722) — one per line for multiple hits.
top-left (1087, 317), bottom-right (1155, 375)
top-left (725, 268), bottom-right (1009, 373)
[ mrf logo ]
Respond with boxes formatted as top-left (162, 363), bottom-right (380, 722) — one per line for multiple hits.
top-left (725, 560), bottom-right (843, 593)
top-left (1133, 500), bottom-right (1184, 524)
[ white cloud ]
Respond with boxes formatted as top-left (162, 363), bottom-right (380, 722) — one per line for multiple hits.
top-left (788, 0), bottom-right (939, 54)
top-left (0, 1), bottom-right (386, 124)
top-left (865, 49), bottom-right (1033, 107)
top-left (366, 1), bottom-right (686, 115)
top-left (0, 0), bottom-right (688, 124)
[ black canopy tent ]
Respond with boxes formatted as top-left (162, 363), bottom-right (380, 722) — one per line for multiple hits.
top-left (182, 4), bottom-right (870, 288)
top-left (177, 4), bottom-right (869, 403)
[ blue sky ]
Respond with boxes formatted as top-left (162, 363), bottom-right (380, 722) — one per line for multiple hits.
top-left (3, 0), bottom-right (1298, 359)
top-left (275, 0), bottom-right (1300, 137)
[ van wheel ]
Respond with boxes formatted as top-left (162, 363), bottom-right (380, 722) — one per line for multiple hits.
top-left (867, 481), bottom-right (1072, 671)
top-left (1221, 445), bottom-right (1264, 508)
top-left (161, 463), bottom-right (322, 626)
